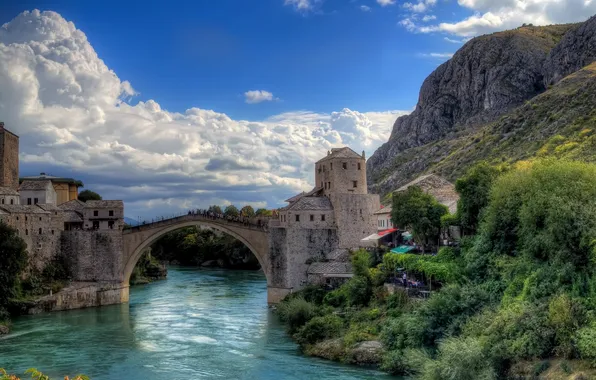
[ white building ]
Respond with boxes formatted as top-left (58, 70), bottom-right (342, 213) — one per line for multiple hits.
top-left (19, 180), bottom-right (57, 205)
top-left (374, 206), bottom-right (393, 231)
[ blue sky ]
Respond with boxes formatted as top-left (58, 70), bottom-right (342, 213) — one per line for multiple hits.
top-left (1, 0), bottom-right (462, 120)
top-left (0, 1), bottom-right (594, 219)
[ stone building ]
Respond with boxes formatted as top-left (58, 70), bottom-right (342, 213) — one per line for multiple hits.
top-left (20, 180), bottom-right (57, 205)
top-left (269, 147), bottom-right (380, 298)
top-left (0, 122), bottom-right (125, 275)
top-left (0, 122), bottom-right (19, 192)
top-left (20, 173), bottom-right (83, 205)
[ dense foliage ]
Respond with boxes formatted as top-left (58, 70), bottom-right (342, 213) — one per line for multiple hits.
top-left (150, 226), bottom-right (260, 269)
top-left (0, 222), bottom-right (28, 321)
top-left (278, 160), bottom-right (596, 379)
top-left (391, 186), bottom-right (448, 250)
top-left (77, 190), bottom-right (101, 202)
top-left (0, 368), bottom-right (88, 380)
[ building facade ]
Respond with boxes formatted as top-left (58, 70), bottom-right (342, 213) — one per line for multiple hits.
top-left (20, 173), bottom-right (82, 205)
top-left (269, 147), bottom-right (380, 298)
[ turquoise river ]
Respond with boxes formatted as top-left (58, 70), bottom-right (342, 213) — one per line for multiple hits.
top-left (0, 267), bottom-right (393, 379)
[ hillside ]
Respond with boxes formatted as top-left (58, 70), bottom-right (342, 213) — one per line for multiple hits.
top-left (368, 18), bottom-right (596, 197)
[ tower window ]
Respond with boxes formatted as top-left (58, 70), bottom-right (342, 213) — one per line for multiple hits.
top-left (358, 163), bottom-right (361, 170)
top-left (34, 198), bottom-right (38, 204)
top-left (38, 228), bottom-right (42, 234)
top-left (109, 210), bottom-right (114, 216)
top-left (330, 163), bottom-right (333, 170)
top-left (39, 217), bottom-right (41, 221)
top-left (27, 198), bottom-right (32, 205)
top-left (51, 230), bottom-right (54, 235)
top-left (25, 216), bottom-right (28, 221)
top-left (328, 182), bottom-right (331, 190)
top-left (94, 210), bottom-right (98, 217)
top-left (321, 214), bottom-right (326, 221)
top-left (310, 214), bottom-right (314, 221)
top-left (342, 162), bottom-right (347, 169)
top-left (295, 214), bottom-right (300, 222)
top-left (25, 229), bottom-right (28, 235)
top-left (10, 199), bottom-right (13, 204)
top-left (353, 181), bottom-right (358, 188)
top-left (1, 199), bottom-right (3, 204)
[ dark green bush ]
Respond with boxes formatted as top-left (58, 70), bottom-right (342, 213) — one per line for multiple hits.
top-left (277, 297), bottom-right (317, 334)
top-left (295, 314), bottom-right (343, 345)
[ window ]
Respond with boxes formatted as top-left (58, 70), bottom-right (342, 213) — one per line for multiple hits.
top-left (16, 216), bottom-right (19, 221)
top-left (10, 199), bottom-right (13, 204)
top-left (25, 229), bottom-right (28, 235)
top-left (342, 162), bottom-right (347, 169)
top-left (27, 198), bottom-right (32, 205)
top-left (93, 210), bottom-right (98, 217)
top-left (108, 221), bottom-right (115, 229)
top-left (34, 198), bottom-right (38, 204)
top-left (109, 210), bottom-right (114, 217)
top-left (358, 163), bottom-right (361, 170)
top-left (310, 214), bottom-right (314, 221)
top-left (25, 216), bottom-right (28, 221)
top-left (321, 214), bottom-right (326, 221)
top-left (359, 209), bottom-right (362, 215)
top-left (353, 181), bottom-right (358, 188)
top-left (1, 199), bottom-right (3, 204)
top-left (39, 228), bottom-right (42, 234)
top-left (51, 230), bottom-right (54, 235)
top-left (295, 214), bottom-right (300, 222)
top-left (324, 182), bottom-right (327, 189)
top-left (93, 221), bottom-right (100, 229)
top-left (330, 163), bottom-right (333, 170)
top-left (39, 217), bottom-right (41, 221)
top-left (328, 182), bottom-right (331, 190)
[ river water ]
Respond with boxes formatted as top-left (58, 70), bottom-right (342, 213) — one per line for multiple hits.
top-left (0, 267), bottom-right (392, 379)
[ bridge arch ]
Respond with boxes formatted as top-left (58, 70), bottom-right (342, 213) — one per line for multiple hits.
top-left (121, 217), bottom-right (271, 290)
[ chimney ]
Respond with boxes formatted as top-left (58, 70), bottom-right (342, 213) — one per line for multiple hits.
top-left (362, 150), bottom-right (366, 159)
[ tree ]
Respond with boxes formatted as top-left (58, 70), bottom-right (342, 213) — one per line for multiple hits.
top-left (240, 205), bottom-right (255, 218)
top-left (78, 190), bottom-right (102, 202)
top-left (392, 186), bottom-right (448, 251)
top-left (224, 205), bottom-right (239, 217)
top-left (455, 162), bottom-right (503, 235)
top-left (255, 208), bottom-right (273, 217)
top-left (0, 222), bottom-right (28, 310)
top-left (208, 205), bottom-right (222, 214)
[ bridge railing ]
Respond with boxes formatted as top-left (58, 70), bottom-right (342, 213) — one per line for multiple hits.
top-left (124, 211), bottom-right (270, 233)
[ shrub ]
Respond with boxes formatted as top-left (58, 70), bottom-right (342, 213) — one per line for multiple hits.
top-left (342, 276), bottom-right (372, 307)
top-left (418, 336), bottom-right (497, 380)
top-left (277, 297), bottom-right (317, 334)
top-left (297, 284), bottom-right (327, 305)
top-left (323, 288), bottom-right (347, 308)
top-left (386, 289), bottom-right (410, 311)
top-left (351, 249), bottom-right (372, 277)
top-left (380, 350), bottom-right (409, 375)
top-left (0, 222), bottom-right (28, 306)
top-left (343, 322), bottom-right (378, 347)
top-left (576, 324), bottom-right (596, 363)
top-left (0, 368), bottom-right (89, 380)
top-left (295, 314), bottom-right (343, 345)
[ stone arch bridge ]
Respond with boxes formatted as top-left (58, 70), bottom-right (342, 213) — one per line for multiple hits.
top-left (120, 214), bottom-right (287, 304)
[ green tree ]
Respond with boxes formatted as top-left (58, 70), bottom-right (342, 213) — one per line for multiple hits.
top-left (224, 205), bottom-right (240, 217)
top-left (0, 222), bottom-right (28, 311)
top-left (392, 186), bottom-right (448, 251)
top-left (78, 189), bottom-right (102, 202)
top-left (255, 208), bottom-right (273, 217)
top-left (455, 162), bottom-right (503, 235)
top-left (208, 205), bottom-right (222, 214)
top-left (240, 205), bottom-right (255, 218)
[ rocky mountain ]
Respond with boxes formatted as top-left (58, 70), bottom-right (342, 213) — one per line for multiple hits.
top-left (368, 17), bottom-right (596, 197)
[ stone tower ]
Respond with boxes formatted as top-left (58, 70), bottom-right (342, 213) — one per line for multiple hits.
top-left (0, 122), bottom-right (19, 191)
top-left (315, 148), bottom-right (367, 196)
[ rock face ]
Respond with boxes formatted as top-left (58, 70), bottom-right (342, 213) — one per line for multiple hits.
top-left (367, 22), bottom-right (582, 196)
top-left (347, 341), bottom-right (384, 365)
top-left (544, 16), bottom-right (596, 86)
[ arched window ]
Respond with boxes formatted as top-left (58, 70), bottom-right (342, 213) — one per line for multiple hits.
top-left (10, 199), bottom-right (14, 204)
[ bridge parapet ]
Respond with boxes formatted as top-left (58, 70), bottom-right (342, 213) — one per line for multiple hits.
top-left (123, 213), bottom-right (269, 235)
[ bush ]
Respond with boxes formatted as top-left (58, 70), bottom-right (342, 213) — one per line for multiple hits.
top-left (323, 288), bottom-right (347, 308)
top-left (386, 289), bottom-right (410, 311)
top-left (576, 323), bottom-right (596, 363)
top-left (298, 284), bottom-right (327, 305)
top-left (351, 249), bottom-right (372, 277)
top-left (277, 297), bottom-right (317, 334)
top-left (0, 222), bottom-right (28, 307)
top-left (295, 314), bottom-right (343, 345)
top-left (380, 350), bottom-right (409, 375)
top-left (419, 336), bottom-right (497, 380)
top-left (342, 276), bottom-right (372, 307)
top-left (343, 322), bottom-right (378, 347)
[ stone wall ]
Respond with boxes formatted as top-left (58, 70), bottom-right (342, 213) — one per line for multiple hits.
top-left (61, 230), bottom-right (124, 282)
top-left (0, 128), bottom-right (19, 191)
top-left (331, 193), bottom-right (380, 249)
top-left (268, 226), bottom-right (339, 293)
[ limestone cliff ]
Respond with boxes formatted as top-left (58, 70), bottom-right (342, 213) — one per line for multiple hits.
top-left (367, 22), bottom-right (587, 196)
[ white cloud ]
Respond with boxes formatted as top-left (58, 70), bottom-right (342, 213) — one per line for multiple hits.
top-left (376, 0), bottom-right (395, 7)
top-left (403, 0), bottom-right (437, 13)
top-left (419, 52), bottom-right (454, 59)
top-left (444, 37), bottom-right (465, 44)
top-left (0, 10), bottom-right (408, 219)
top-left (360, 5), bottom-right (371, 12)
top-left (422, 15), bottom-right (436, 22)
top-left (284, 0), bottom-right (322, 12)
top-left (244, 90), bottom-right (276, 104)
top-left (402, 0), bottom-right (596, 37)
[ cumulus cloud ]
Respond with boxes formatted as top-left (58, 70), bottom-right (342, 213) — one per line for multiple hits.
top-left (0, 10), bottom-right (407, 219)
top-left (244, 90), bottom-right (276, 104)
top-left (403, 0), bottom-right (437, 13)
top-left (402, 0), bottom-right (596, 37)
top-left (360, 5), bottom-right (371, 12)
top-left (284, 0), bottom-right (322, 12)
top-left (376, 0), bottom-right (395, 7)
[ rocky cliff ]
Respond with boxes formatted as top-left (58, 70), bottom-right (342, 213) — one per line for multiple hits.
top-left (367, 19), bottom-right (596, 197)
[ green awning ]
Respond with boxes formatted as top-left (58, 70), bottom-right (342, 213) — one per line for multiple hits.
top-left (390, 245), bottom-right (415, 254)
